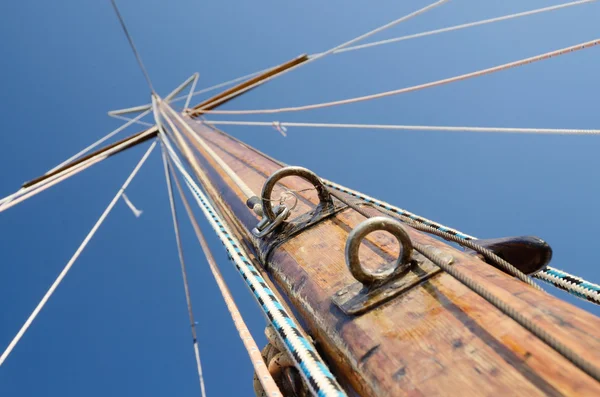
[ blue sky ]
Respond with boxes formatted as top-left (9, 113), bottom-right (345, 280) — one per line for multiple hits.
top-left (1, 0), bottom-right (599, 395)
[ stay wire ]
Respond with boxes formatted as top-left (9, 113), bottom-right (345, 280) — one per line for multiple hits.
top-left (201, 120), bottom-right (600, 136)
top-left (188, 0), bottom-right (448, 116)
top-left (161, 147), bottom-right (208, 397)
top-left (110, 0), bottom-right (155, 93)
top-left (326, 0), bottom-right (597, 55)
top-left (164, 149), bottom-right (283, 397)
top-left (327, 188), bottom-right (600, 382)
top-left (200, 38), bottom-right (600, 115)
top-left (0, 140), bottom-right (157, 367)
top-left (327, 188), bottom-right (541, 291)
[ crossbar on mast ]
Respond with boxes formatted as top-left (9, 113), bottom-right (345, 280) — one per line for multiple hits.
top-left (188, 54), bottom-right (308, 116)
top-left (22, 127), bottom-right (158, 189)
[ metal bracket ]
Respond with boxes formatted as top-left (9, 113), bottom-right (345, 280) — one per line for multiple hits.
top-left (333, 247), bottom-right (453, 316)
top-left (252, 205), bottom-right (290, 238)
top-left (257, 198), bottom-right (347, 265)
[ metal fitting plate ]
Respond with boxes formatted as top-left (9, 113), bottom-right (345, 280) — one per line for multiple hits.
top-left (333, 248), bottom-right (453, 315)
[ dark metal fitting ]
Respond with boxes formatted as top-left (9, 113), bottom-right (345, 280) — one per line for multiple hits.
top-left (345, 217), bottom-right (413, 287)
top-left (252, 205), bottom-right (290, 238)
top-left (246, 195), bottom-right (264, 217)
top-left (261, 166), bottom-right (333, 222)
top-left (464, 235), bottom-right (552, 275)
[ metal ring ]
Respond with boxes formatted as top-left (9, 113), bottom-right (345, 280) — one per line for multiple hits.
top-left (252, 206), bottom-right (290, 238)
top-left (345, 217), bottom-right (413, 287)
top-left (261, 166), bottom-right (333, 221)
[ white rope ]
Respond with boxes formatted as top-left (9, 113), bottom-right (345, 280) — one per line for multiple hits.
top-left (161, 148), bottom-right (207, 397)
top-left (164, 148), bottom-right (283, 397)
top-left (165, 73), bottom-right (200, 103)
top-left (162, 137), bottom-right (346, 396)
top-left (109, 113), bottom-right (154, 128)
top-left (0, 140), bottom-right (157, 367)
top-left (108, 104), bottom-right (152, 117)
top-left (202, 120), bottom-right (600, 135)
top-left (201, 38), bottom-right (600, 115)
top-left (122, 193), bottom-right (143, 217)
top-left (47, 108), bottom-right (152, 174)
top-left (183, 73), bottom-right (200, 110)
top-left (321, 0), bottom-right (597, 56)
top-left (105, 0), bottom-right (448, 115)
top-left (188, 0), bottom-right (448, 116)
top-left (170, 68), bottom-right (270, 104)
top-left (159, 100), bottom-right (257, 199)
top-left (168, 0), bottom-right (595, 108)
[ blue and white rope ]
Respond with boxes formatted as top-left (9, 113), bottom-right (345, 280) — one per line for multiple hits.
top-left (535, 267), bottom-right (600, 304)
top-left (323, 179), bottom-right (600, 305)
top-left (162, 137), bottom-right (346, 397)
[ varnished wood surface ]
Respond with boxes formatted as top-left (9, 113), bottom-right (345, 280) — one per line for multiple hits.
top-left (171, 110), bottom-right (600, 396)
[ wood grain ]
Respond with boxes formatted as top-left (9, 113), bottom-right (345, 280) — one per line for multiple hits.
top-left (174, 111), bottom-right (600, 396)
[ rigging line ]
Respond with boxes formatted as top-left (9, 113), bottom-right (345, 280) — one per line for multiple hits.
top-left (161, 137), bottom-right (347, 397)
top-left (171, 68), bottom-right (268, 103)
top-left (189, 0), bottom-right (448, 117)
top-left (324, 180), bottom-right (600, 304)
top-left (0, 140), bottom-right (157, 367)
top-left (0, 128), bottom-right (156, 213)
top-left (160, 101), bottom-right (256, 199)
top-left (108, 104), bottom-right (152, 117)
top-left (319, 0), bottom-right (598, 56)
top-left (122, 192), bottom-right (143, 217)
top-left (201, 120), bottom-right (600, 136)
top-left (414, 240), bottom-right (600, 383)
top-left (109, 113), bottom-right (155, 128)
top-left (201, 38), bottom-right (600, 115)
top-left (168, 0), bottom-right (595, 108)
top-left (328, 188), bottom-right (540, 290)
top-left (203, 123), bottom-right (600, 304)
top-left (165, 73), bottom-right (200, 103)
top-left (161, 148), bottom-right (208, 397)
top-left (0, 155), bottom-right (106, 213)
top-left (110, 0), bottom-right (155, 93)
top-left (183, 74), bottom-right (200, 110)
top-left (165, 151), bottom-right (283, 397)
top-left (46, 108), bottom-right (153, 175)
top-left (535, 267), bottom-right (600, 304)
top-left (138, 68), bottom-right (272, 109)
top-left (329, 185), bottom-right (599, 381)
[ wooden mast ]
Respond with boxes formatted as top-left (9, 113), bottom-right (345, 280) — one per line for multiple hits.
top-left (19, 56), bottom-right (600, 395)
top-left (156, 68), bottom-right (600, 395)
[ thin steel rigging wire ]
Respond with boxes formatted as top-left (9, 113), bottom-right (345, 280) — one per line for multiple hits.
top-left (0, 140), bottom-right (157, 367)
top-left (201, 120), bottom-right (600, 135)
top-left (321, 0), bottom-right (598, 56)
top-left (110, 0), bottom-right (155, 93)
top-left (199, 38), bottom-right (600, 115)
top-left (161, 148), bottom-right (208, 397)
top-left (159, 101), bottom-right (256, 199)
top-left (171, 0), bottom-right (595, 105)
top-left (188, 0), bottom-right (449, 116)
top-left (164, 148), bottom-right (283, 397)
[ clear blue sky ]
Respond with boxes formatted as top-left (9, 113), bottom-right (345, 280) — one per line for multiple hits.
top-left (1, 1), bottom-right (599, 395)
